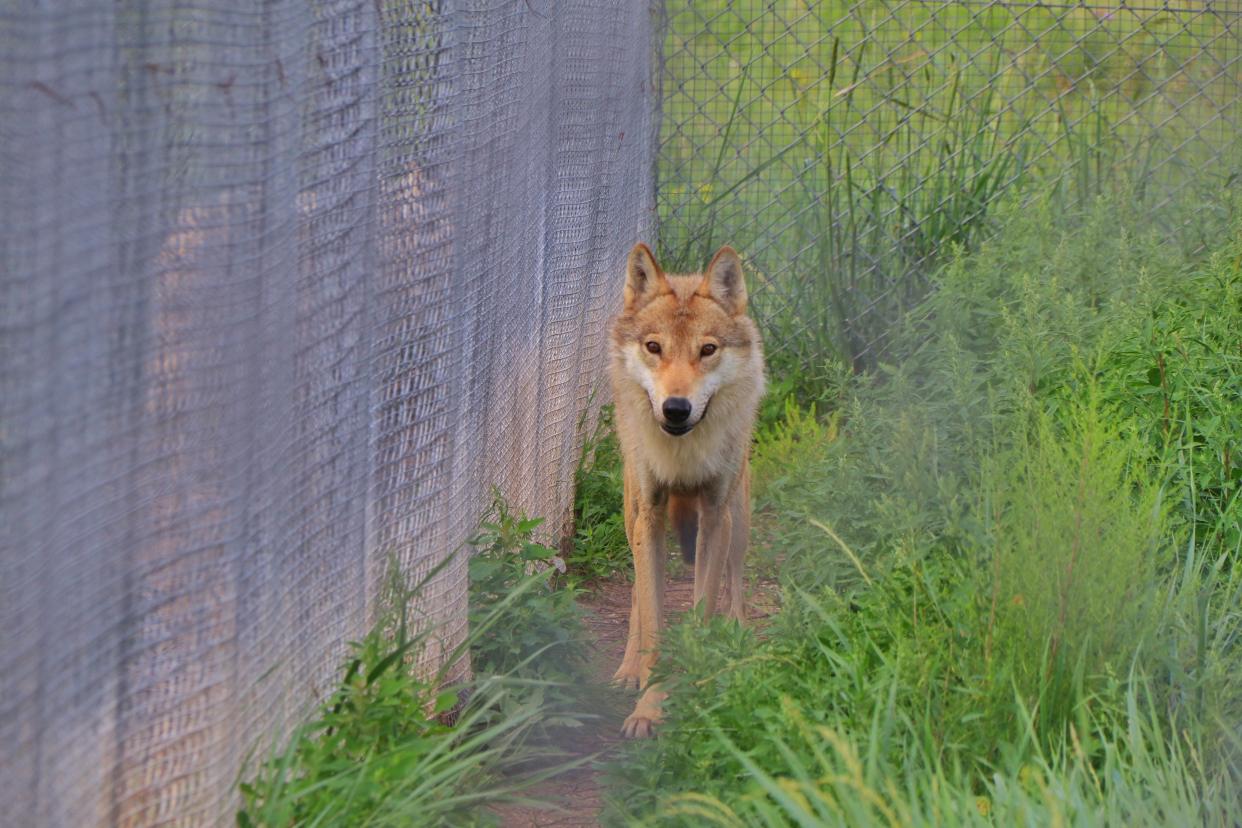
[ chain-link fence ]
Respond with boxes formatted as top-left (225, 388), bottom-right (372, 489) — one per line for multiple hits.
top-left (657, 0), bottom-right (1242, 370)
top-left (0, 2), bottom-right (655, 825)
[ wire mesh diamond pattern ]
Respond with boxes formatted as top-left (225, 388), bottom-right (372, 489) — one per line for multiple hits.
top-left (657, 0), bottom-right (1242, 371)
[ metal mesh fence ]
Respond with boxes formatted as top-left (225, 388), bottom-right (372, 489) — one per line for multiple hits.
top-left (657, 0), bottom-right (1242, 370)
top-left (0, 1), bottom-right (655, 825)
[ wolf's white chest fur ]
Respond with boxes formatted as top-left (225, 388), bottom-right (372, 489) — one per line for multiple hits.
top-left (630, 407), bottom-right (732, 486)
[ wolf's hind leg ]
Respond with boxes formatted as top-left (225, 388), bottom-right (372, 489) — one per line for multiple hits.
top-left (693, 499), bottom-right (732, 618)
top-left (669, 493), bottom-right (699, 565)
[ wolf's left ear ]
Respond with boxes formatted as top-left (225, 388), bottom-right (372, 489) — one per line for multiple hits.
top-left (699, 245), bottom-right (747, 314)
top-left (624, 242), bottom-right (670, 311)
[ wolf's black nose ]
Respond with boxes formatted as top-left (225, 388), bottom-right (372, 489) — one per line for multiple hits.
top-left (662, 397), bottom-right (692, 424)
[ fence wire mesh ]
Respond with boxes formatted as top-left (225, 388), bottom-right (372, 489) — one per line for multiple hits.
top-left (0, 1), bottom-right (655, 825)
top-left (657, 0), bottom-right (1242, 370)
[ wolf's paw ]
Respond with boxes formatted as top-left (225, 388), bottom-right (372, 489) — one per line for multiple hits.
top-left (620, 689), bottom-right (666, 739)
top-left (620, 713), bottom-right (658, 739)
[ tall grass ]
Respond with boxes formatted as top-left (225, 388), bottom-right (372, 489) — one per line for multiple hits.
top-left (655, 686), bottom-right (1241, 827)
top-left (658, 0), bottom-right (1242, 372)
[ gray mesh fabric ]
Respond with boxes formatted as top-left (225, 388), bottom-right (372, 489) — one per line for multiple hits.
top-left (0, 1), bottom-right (656, 825)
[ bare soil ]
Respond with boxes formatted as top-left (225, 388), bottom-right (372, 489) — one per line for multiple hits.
top-left (491, 568), bottom-right (780, 827)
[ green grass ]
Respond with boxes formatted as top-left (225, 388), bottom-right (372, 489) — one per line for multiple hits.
top-left (601, 194), bottom-right (1242, 827)
top-left (658, 0), bottom-right (1242, 372)
top-left (236, 501), bottom-right (600, 828)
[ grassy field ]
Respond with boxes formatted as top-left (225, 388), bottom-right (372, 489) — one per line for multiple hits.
top-left (658, 0), bottom-right (1242, 370)
top-left (604, 192), bottom-right (1242, 827)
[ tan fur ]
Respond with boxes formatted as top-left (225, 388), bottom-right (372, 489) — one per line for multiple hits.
top-left (608, 243), bottom-right (765, 738)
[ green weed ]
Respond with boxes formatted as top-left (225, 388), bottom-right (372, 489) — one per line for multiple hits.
top-left (237, 496), bottom-right (604, 827)
top-left (236, 557), bottom-right (570, 828)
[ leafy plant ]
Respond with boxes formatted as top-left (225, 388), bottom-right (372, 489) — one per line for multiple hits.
top-left (468, 494), bottom-right (595, 734)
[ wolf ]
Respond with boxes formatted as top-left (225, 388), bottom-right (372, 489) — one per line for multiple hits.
top-left (608, 242), bottom-right (765, 738)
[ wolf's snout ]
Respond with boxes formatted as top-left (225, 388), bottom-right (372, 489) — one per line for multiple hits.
top-left (662, 397), bottom-right (692, 424)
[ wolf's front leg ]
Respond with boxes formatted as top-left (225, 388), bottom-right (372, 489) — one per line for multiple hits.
top-left (613, 583), bottom-right (642, 690)
top-left (621, 496), bottom-right (667, 738)
top-left (624, 686), bottom-right (669, 739)
top-left (614, 464), bottom-right (644, 689)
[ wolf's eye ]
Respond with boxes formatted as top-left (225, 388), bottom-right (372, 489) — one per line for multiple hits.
top-left (645, 341), bottom-right (661, 354)
top-left (700, 343), bottom-right (717, 357)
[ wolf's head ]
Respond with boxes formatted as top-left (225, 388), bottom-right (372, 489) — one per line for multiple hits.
top-left (610, 243), bottom-right (763, 438)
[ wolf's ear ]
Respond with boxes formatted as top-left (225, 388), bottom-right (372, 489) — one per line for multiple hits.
top-left (698, 245), bottom-right (747, 314)
top-left (624, 242), bottom-right (670, 311)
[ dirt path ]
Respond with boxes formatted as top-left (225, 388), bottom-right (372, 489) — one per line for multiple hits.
top-left (492, 569), bottom-right (779, 827)
top-left (491, 570), bottom-right (697, 827)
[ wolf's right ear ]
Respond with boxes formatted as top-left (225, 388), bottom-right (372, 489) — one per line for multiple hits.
top-left (624, 243), bottom-right (670, 311)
